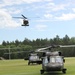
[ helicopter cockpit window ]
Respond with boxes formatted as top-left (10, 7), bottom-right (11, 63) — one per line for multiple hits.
top-left (50, 57), bottom-right (62, 63)
top-left (30, 56), bottom-right (37, 60)
top-left (56, 57), bottom-right (62, 63)
top-left (50, 57), bottom-right (55, 63)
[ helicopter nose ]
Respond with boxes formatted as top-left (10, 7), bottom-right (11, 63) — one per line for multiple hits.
top-left (47, 63), bottom-right (62, 68)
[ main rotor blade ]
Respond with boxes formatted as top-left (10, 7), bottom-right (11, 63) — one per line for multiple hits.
top-left (21, 14), bottom-right (27, 19)
top-left (35, 46), bottom-right (52, 52)
top-left (13, 17), bottom-right (23, 19)
top-left (59, 45), bottom-right (75, 48)
top-left (35, 45), bottom-right (75, 52)
top-left (0, 47), bottom-right (21, 50)
top-left (4, 51), bottom-right (27, 54)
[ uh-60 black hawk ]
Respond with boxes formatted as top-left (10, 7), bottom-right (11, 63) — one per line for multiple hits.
top-left (28, 53), bottom-right (42, 65)
top-left (35, 45), bottom-right (75, 74)
top-left (13, 14), bottom-right (29, 27)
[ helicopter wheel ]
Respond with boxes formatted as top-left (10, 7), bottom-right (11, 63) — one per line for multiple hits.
top-left (40, 70), bottom-right (44, 74)
top-left (62, 68), bottom-right (67, 74)
top-left (28, 62), bottom-right (30, 65)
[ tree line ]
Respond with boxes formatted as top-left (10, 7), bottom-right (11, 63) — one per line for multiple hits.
top-left (0, 35), bottom-right (75, 59)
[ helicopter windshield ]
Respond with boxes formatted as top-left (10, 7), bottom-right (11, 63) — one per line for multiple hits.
top-left (50, 56), bottom-right (62, 63)
top-left (43, 56), bottom-right (62, 65)
top-left (50, 57), bottom-right (55, 63)
top-left (29, 56), bottom-right (39, 60)
top-left (56, 57), bottom-right (62, 63)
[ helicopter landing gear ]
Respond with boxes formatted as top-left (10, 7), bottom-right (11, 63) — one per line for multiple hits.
top-left (28, 62), bottom-right (30, 65)
top-left (62, 68), bottom-right (67, 74)
top-left (40, 70), bottom-right (44, 74)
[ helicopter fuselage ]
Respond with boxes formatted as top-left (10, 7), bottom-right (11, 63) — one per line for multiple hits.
top-left (41, 55), bottom-right (66, 74)
top-left (28, 53), bottom-right (42, 65)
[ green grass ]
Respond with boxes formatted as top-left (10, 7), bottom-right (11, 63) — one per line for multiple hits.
top-left (0, 57), bottom-right (75, 75)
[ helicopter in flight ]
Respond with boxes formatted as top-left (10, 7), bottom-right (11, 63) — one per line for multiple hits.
top-left (35, 45), bottom-right (75, 74)
top-left (13, 14), bottom-right (29, 27)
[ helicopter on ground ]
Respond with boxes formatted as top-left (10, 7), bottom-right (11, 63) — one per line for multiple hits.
top-left (28, 53), bottom-right (42, 65)
top-left (35, 45), bottom-right (75, 74)
top-left (13, 14), bottom-right (29, 27)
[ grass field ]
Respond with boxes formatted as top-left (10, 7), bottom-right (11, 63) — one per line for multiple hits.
top-left (0, 57), bottom-right (75, 75)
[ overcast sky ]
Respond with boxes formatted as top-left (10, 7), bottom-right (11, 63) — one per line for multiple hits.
top-left (0, 0), bottom-right (75, 44)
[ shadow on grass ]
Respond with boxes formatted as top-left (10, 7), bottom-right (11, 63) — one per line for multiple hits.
top-left (43, 72), bottom-right (64, 75)
top-left (28, 63), bottom-right (41, 66)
